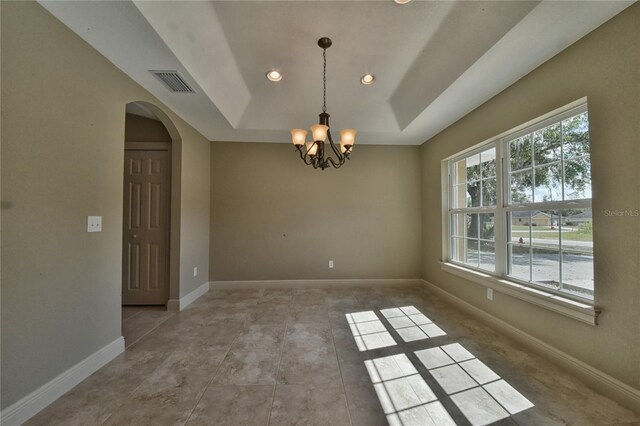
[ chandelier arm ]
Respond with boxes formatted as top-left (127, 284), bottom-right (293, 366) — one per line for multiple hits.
top-left (304, 154), bottom-right (315, 166)
top-left (326, 156), bottom-right (344, 169)
top-left (326, 128), bottom-right (344, 161)
top-left (295, 145), bottom-right (313, 164)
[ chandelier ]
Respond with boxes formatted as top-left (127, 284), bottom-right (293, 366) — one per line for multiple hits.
top-left (290, 37), bottom-right (356, 170)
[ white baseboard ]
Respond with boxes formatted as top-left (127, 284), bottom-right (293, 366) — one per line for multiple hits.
top-left (0, 337), bottom-right (125, 426)
top-left (167, 281), bottom-right (210, 311)
top-left (210, 278), bottom-right (423, 290)
top-left (421, 279), bottom-right (640, 414)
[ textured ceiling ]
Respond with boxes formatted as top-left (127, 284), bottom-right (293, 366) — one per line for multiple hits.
top-left (39, 1), bottom-right (633, 145)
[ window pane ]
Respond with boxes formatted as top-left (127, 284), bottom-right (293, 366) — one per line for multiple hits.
top-left (479, 213), bottom-right (495, 241)
top-left (451, 237), bottom-right (465, 262)
top-left (479, 242), bottom-right (495, 272)
top-left (560, 209), bottom-right (593, 236)
top-left (563, 158), bottom-right (592, 200)
top-left (452, 237), bottom-right (479, 268)
top-left (533, 164), bottom-right (562, 202)
top-left (562, 112), bottom-right (589, 159)
top-left (510, 170), bottom-right (533, 204)
top-left (510, 211), bottom-right (531, 244)
top-left (451, 214), bottom-right (469, 238)
top-left (452, 160), bottom-right (466, 186)
top-left (465, 239), bottom-right (479, 268)
top-left (561, 209), bottom-right (593, 249)
top-left (530, 210), bottom-right (560, 250)
top-left (561, 209), bottom-right (593, 297)
top-left (482, 178), bottom-right (497, 206)
top-left (509, 135), bottom-right (531, 172)
top-left (533, 123), bottom-right (561, 166)
top-left (466, 213), bottom-right (479, 239)
top-left (562, 250), bottom-right (594, 300)
top-left (466, 153), bottom-right (481, 182)
top-left (467, 182), bottom-right (481, 207)
top-left (452, 213), bottom-right (483, 239)
top-left (508, 243), bottom-right (530, 282)
top-left (532, 248), bottom-right (560, 290)
top-left (481, 147), bottom-right (496, 178)
top-left (451, 184), bottom-right (468, 209)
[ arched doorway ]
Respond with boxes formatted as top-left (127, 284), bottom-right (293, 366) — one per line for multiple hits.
top-left (121, 102), bottom-right (182, 343)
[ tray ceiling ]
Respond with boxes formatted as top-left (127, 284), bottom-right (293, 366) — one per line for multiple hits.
top-left (39, 1), bottom-right (632, 145)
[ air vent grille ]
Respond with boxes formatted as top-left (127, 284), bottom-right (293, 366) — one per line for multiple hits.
top-left (150, 70), bottom-right (195, 93)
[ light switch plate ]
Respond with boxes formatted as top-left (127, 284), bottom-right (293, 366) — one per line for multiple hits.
top-left (87, 216), bottom-right (102, 233)
top-left (329, 260), bottom-right (334, 269)
top-left (487, 288), bottom-right (493, 301)
top-left (193, 267), bottom-right (198, 277)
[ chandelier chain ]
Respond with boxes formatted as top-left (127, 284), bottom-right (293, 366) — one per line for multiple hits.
top-left (322, 48), bottom-right (327, 113)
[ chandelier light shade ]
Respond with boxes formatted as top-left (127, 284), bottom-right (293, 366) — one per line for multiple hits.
top-left (305, 141), bottom-right (318, 156)
top-left (290, 129), bottom-right (307, 146)
top-left (340, 129), bottom-right (356, 146)
top-left (310, 124), bottom-right (329, 142)
top-left (291, 37), bottom-right (355, 170)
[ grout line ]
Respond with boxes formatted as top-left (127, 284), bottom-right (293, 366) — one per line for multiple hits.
top-left (101, 326), bottom-right (182, 424)
top-left (122, 309), bottom-right (144, 321)
top-left (100, 307), bottom-right (192, 423)
top-left (257, 286), bottom-right (290, 425)
top-left (266, 319), bottom-right (289, 426)
top-left (328, 306), bottom-right (354, 426)
top-left (183, 313), bottom-right (246, 425)
top-left (123, 310), bottom-right (177, 349)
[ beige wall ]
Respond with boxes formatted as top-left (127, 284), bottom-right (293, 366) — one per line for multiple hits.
top-left (210, 142), bottom-right (422, 282)
top-left (178, 125), bottom-right (210, 297)
top-left (0, 1), bottom-right (210, 408)
top-left (420, 3), bottom-right (640, 391)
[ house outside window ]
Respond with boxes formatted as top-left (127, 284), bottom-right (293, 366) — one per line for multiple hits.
top-left (446, 101), bottom-right (593, 303)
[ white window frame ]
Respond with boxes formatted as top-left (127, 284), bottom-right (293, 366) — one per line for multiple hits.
top-left (441, 98), bottom-right (599, 325)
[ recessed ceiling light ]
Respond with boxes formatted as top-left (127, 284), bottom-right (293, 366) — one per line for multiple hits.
top-left (394, 0), bottom-right (412, 4)
top-left (266, 70), bottom-right (282, 82)
top-left (360, 74), bottom-right (375, 85)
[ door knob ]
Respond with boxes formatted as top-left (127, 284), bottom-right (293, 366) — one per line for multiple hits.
top-left (131, 234), bottom-right (138, 239)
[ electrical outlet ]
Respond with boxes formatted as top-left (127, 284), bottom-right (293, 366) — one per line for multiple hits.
top-left (487, 288), bottom-right (493, 301)
top-left (193, 267), bottom-right (198, 277)
top-left (87, 216), bottom-right (102, 233)
top-left (329, 260), bottom-right (334, 269)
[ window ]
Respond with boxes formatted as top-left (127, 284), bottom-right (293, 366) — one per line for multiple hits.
top-left (446, 102), bottom-right (593, 303)
top-left (450, 147), bottom-right (497, 272)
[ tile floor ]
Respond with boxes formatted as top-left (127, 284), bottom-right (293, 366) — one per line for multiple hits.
top-left (121, 306), bottom-right (175, 348)
top-left (28, 286), bottom-right (639, 425)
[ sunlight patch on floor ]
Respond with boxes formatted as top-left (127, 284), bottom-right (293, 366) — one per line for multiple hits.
top-left (346, 310), bottom-right (397, 351)
top-left (380, 306), bottom-right (446, 341)
top-left (346, 306), bottom-right (534, 426)
top-left (416, 343), bottom-right (534, 426)
top-left (365, 354), bottom-right (456, 426)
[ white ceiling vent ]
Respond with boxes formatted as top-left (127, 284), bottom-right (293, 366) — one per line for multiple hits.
top-left (150, 70), bottom-right (195, 93)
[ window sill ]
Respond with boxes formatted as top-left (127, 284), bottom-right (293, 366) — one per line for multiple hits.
top-left (440, 262), bottom-right (600, 325)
